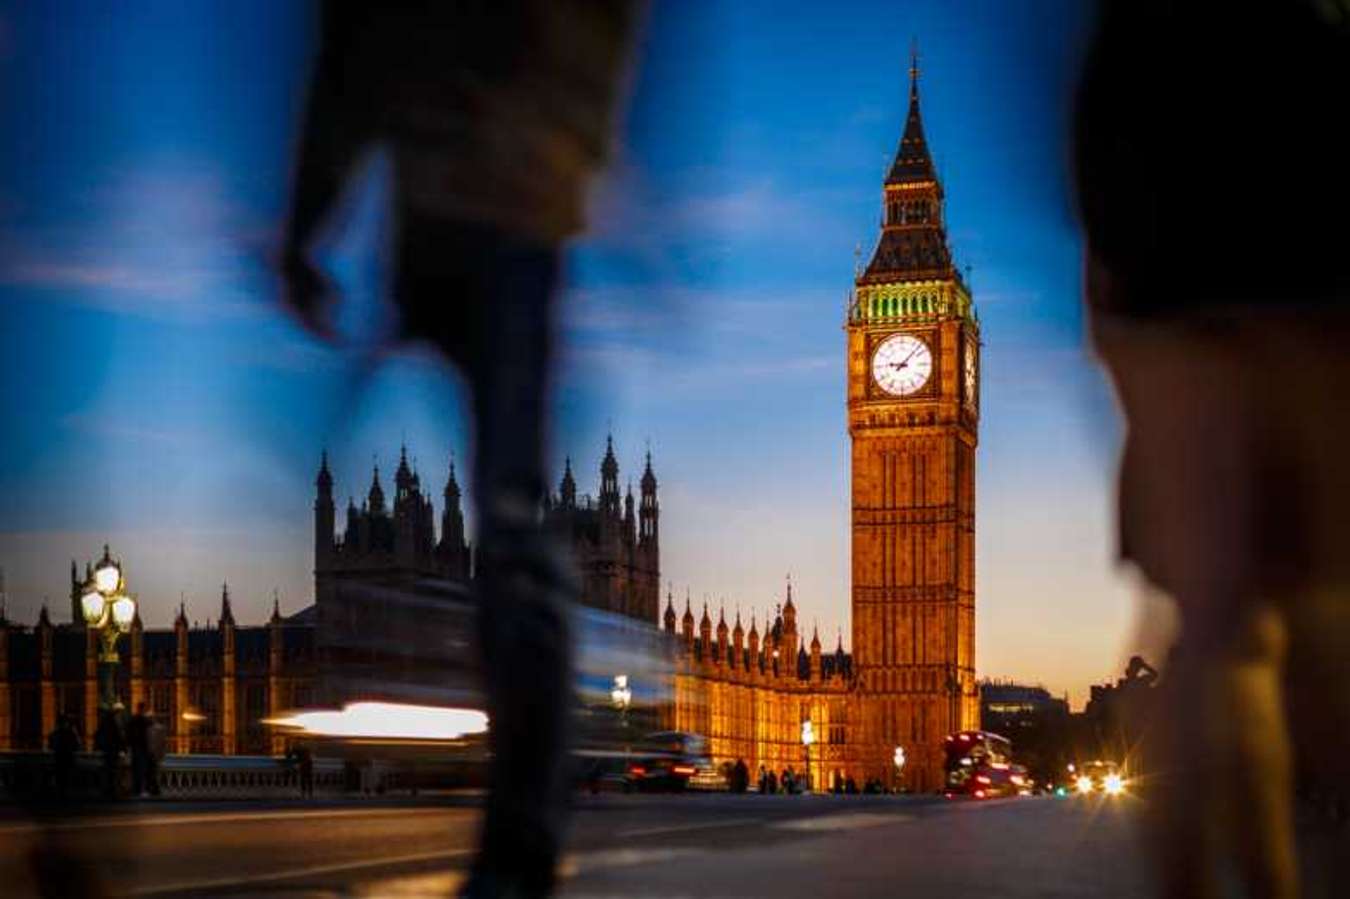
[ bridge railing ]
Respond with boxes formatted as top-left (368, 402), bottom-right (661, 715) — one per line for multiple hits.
top-left (0, 752), bottom-right (350, 801)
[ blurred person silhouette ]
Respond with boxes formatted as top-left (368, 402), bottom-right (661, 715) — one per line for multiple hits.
top-left (146, 711), bottom-right (165, 796)
top-left (93, 709), bottom-right (124, 800)
top-left (1076, 3), bottom-right (1350, 897)
top-left (279, 3), bottom-right (638, 896)
top-left (46, 715), bottom-right (80, 801)
top-left (127, 702), bottom-right (152, 798)
top-left (732, 757), bottom-right (749, 793)
top-left (298, 743), bottom-right (314, 799)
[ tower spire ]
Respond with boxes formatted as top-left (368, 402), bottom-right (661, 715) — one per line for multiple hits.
top-left (887, 42), bottom-right (936, 187)
top-left (559, 456), bottom-right (577, 508)
top-left (600, 434), bottom-right (620, 517)
top-left (909, 38), bottom-right (919, 100)
top-left (857, 43), bottom-right (965, 293)
top-left (317, 449), bottom-right (332, 486)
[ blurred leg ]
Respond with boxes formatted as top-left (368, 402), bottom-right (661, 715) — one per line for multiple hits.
top-left (1221, 604), bottom-right (1297, 899)
top-left (397, 214), bottom-right (576, 895)
top-left (468, 237), bottom-right (576, 896)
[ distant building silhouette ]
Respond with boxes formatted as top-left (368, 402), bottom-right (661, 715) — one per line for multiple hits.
top-left (0, 438), bottom-right (659, 753)
top-left (979, 680), bottom-right (1072, 786)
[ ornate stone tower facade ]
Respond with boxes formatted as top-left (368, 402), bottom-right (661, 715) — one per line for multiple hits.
top-left (847, 56), bottom-right (979, 791)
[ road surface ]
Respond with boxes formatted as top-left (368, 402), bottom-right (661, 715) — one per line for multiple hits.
top-left (0, 793), bottom-right (1155, 897)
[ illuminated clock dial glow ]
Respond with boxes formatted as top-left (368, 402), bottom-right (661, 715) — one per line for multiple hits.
top-left (871, 333), bottom-right (932, 396)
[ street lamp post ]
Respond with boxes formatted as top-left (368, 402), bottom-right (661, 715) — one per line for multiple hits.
top-left (800, 719), bottom-right (815, 794)
top-left (79, 545), bottom-right (137, 711)
top-left (893, 745), bottom-right (907, 793)
top-left (612, 674), bottom-right (632, 759)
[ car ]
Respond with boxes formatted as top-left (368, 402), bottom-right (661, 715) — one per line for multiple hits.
top-left (1068, 760), bottom-right (1127, 796)
top-left (622, 731), bottom-right (710, 793)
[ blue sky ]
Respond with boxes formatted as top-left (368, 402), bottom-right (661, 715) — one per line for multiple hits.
top-left (0, 1), bottom-right (1148, 706)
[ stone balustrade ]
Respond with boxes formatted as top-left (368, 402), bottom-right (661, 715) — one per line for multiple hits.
top-left (0, 752), bottom-right (348, 800)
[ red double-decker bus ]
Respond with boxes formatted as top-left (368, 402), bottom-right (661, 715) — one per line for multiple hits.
top-left (942, 730), bottom-right (1023, 799)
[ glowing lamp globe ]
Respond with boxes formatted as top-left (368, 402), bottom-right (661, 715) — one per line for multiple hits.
top-left (94, 558), bottom-right (120, 595)
top-left (111, 596), bottom-right (136, 629)
top-left (81, 590), bottom-right (106, 624)
top-left (611, 674), bottom-right (632, 709)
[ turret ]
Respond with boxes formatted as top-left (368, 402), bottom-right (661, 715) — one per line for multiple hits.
top-left (782, 575), bottom-right (798, 660)
top-left (639, 451), bottom-right (658, 548)
top-left (394, 445), bottom-right (414, 505)
top-left (68, 559), bottom-right (84, 627)
top-left (681, 593), bottom-right (695, 645)
top-left (37, 602), bottom-right (52, 666)
top-left (747, 614), bottom-right (761, 673)
top-left (623, 482), bottom-right (636, 545)
top-left (368, 466), bottom-right (387, 518)
top-left (663, 586), bottom-right (677, 633)
top-left (219, 583), bottom-right (236, 752)
top-left (810, 624), bottom-right (822, 680)
top-left (37, 603), bottom-right (54, 738)
top-left (439, 456), bottom-right (469, 578)
top-left (768, 604), bottom-right (784, 673)
top-left (715, 605), bottom-right (729, 662)
top-left (219, 582), bottom-right (235, 628)
top-left (315, 451), bottom-right (336, 569)
top-left (699, 601), bottom-right (712, 649)
top-left (267, 592), bottom-right (284, 752)
top-left (559, 457), bottom-right (577, 509)
top-left (170, 601), bottom-right (189, 753)
top-left (599, 435), bottom-right (620, 518)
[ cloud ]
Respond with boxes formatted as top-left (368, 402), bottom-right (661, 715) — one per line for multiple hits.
top-left (0, 160), bottom-right (276, 324)
top-left (579, 162), bottom-right (855, 272)
top-left (3, 260), bottom-right (200, 298)
top-left (60, 410), bottom-right (195, 448)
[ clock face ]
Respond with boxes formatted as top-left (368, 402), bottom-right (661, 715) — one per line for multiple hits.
top-left (964, 344), bottom-right (978, 407)
top-left (871, 333), bottom-right (932, 396)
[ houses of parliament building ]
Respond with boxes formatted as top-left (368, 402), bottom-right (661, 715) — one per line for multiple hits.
top-left (1, 61), bottom-right (979, 791)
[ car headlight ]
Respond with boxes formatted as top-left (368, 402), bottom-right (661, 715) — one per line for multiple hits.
top-left (1103, 773), bottom-right (1124, 795)
top-left (1075, 775), bottom-right (1094, 794)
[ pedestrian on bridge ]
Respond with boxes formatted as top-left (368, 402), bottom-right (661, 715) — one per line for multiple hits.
top-left (1076, 3), bottom-right (1350, 896)
top-left (46, 714), bottom-right (81, 801)
top-left (280, 4), bottom-right (637, 893)
top-left (94, 709), bottom-right (124, 800)
top-left (128, 702), bottom-right (154, 798)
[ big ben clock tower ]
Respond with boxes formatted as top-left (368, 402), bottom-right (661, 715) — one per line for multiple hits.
top-left (848, 55), bottom-right (978, 791)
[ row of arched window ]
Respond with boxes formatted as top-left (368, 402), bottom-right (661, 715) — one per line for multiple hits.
top-left (869, 293), bottom-right (944, 318)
